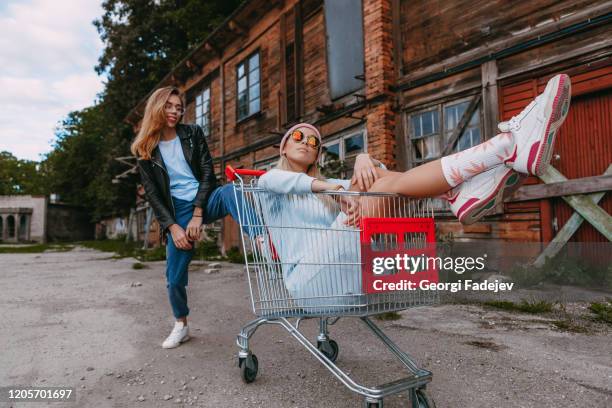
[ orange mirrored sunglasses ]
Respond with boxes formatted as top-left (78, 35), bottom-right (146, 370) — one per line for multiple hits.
top-left (291, 130), bottom-right (320, 149)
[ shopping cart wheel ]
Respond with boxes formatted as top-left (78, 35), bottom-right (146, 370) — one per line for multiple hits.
top-left (365, 400), bottom-right (383, 408)
top-left (413, 388), bottom-right (436, 408)
top-left (239, 354), bottom-right (259, 384)
top-left (317, 339), bottom-right (339, 362)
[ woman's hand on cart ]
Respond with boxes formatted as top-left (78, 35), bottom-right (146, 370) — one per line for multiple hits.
top-left (351, 153), bottom-right (379, 191)
top-left (337, 194), bottom-right (361, 227)
top-left (169, 224), bottom-right (194, 250)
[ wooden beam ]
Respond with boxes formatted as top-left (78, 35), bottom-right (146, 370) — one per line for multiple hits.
top-left (534, 165), bottom-right (612, 266)
top-left (539, 166), bottom-right (612, 241)
top-left (509, 174), bottom-right (612, 201)
top-left (294, 2), bottom-right (304, 118)
top-left (441, 93), bottom-right (481, 156)
top-left (279, 11), bottom-right (287, 126)
top-left (481, 60), bottom-right (499, 142)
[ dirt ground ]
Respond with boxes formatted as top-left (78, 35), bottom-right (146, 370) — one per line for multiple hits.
top-left (1, 246), bottom-right (611, 408)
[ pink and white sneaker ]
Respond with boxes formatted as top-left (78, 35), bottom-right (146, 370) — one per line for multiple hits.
top-left (445, 164), bottom-right (526, 225)
top-left (498, 74), bottom-right (571, 176)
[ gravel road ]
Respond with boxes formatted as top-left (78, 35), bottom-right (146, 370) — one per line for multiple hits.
top-left (1, 246), bottom-right (610, 407)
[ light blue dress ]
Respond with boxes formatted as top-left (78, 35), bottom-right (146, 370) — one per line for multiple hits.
top-left (257, 169), bottom-right (362, 311)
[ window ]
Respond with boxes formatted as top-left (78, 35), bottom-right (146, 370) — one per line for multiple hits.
top-left (237, 52), bottom-right (260, 121)
top-left (18, 214), bottom-right (27, 240)
top-left (407, 98), bottom-right (482, 165)
top-left (255, 159), bottom-right (279, 171)
top-left (196, 87), bottom-right (211, 137)
top-left (324, 0), bottom-right (365, 99)
top-left (321, 129), bottom-right (366, 179)
top-left (410, 110), bottom-right (440, 161)
top-left (444, 101), bottom-right (481, 152)
top-left (6, 215), bottom-right (15, 238)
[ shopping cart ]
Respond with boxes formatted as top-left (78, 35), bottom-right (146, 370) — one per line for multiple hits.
top-left (226, 165), bottom-right (439, 408)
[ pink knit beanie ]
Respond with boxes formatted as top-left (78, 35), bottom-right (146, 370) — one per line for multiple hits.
top-left (279, 123), bottom-right (322, 160)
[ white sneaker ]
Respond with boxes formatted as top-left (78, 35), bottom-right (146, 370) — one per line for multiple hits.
top-left (498, 73), bottom-right (571, 176)
top-left (162, 321), bottom-right (190, 349)
top-left (446, 164), bottom-right (526, 225)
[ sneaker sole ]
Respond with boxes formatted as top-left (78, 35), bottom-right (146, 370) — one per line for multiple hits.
top-left (530, 74), bottom-right (571, 176)
top-left (162, 334), bottom-right (190, 349)
top-left (457, 170), bottom-right (524, 225)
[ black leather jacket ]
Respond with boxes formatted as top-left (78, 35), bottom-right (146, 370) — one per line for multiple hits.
top-left (137, 123), bottom-right (218, 241)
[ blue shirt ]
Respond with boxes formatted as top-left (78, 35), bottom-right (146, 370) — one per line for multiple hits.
top-left (158, 136), bottom-right (199, 201)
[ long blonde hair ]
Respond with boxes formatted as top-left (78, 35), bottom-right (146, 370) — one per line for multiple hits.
top-left (130, 86), bottom-right (185, 160)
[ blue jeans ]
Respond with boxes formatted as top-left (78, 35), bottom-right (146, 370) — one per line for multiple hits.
top-left (165, 184), bottom-right (258, 318)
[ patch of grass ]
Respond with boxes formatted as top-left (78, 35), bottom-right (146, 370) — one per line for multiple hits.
top-left (509, 255), bottom-right (612, 290)
top-left (134, 246), bottom-right (166, 262)
top-left (226, 247), bottom-right (243, 263)
top-left (552, 319), bottom-right (590, 333)
top-left (78, 237), bottom-right (249, 265)
top-left (0, 243), bottom-right (74, 253)
top-left (78, 239), bottom-right (166, 262)
top-left (375, 312), bottom-right (402, 321)
top-left (517, 300), bottom-right (554, 314)
top-left (193, 239), bottom-right (221, 260)
top-left (79, 239), bottom-right (138, 257)
top-left (588, 299), bottom-right (612, 325)
top-left (225, 246), bottom-right (253, 264)
top-left (132, 262), bottom-right (147, 270)
top-left (483, 299), bottom-right (554, 314)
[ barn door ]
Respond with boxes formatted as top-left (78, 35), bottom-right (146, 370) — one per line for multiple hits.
top-left (500, 65), bottom-right (612, 243)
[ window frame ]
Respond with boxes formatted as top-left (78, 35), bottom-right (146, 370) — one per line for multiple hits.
top-left (195, 85), bottom-right (212, 138)
top-left (236, 50), bottom-right (261, 122)
top-left (405, 95), bottom-right (483, 167)
top-left (321, 127), bottom-right (368, 179)
top-left (443, 98), bottom-right (482, 153)
top-left (255, 158), bottom-right (279, 171)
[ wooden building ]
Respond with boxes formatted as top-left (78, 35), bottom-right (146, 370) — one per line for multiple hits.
top-left (125, 0), bottom-right (612, 253)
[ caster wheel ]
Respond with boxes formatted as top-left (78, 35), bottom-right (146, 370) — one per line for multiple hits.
top-left (365, 401), bottom-right (383, 408)
top-left (239, 354), bottom-right (258, 384)
top-left (413, 388), bottom-right (436, 408)
top-left (317, 339), bottom-right (339, 362)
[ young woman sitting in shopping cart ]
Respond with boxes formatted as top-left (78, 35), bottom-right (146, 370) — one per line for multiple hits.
top-left (256, 74), bottom-right (571, 309)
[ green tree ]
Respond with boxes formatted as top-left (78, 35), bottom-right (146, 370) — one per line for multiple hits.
top-left (39, 0), bottom-right (242, 221)
top-left (94, 0), bottom-right (242, 119)
top-left (0, 151), bottom-right (48, 195)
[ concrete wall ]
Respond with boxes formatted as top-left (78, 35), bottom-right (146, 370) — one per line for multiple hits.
top-left (0, 195), bottom-right (47, 243)
top-left (46, 204), bottom-right (94, 242)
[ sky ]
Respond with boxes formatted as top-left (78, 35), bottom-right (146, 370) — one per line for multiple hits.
top-left (0, 0), bottom-right (105, 161)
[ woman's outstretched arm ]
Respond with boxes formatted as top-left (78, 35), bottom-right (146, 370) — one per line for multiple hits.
top-left (258, 168), bottom-right (343, 194)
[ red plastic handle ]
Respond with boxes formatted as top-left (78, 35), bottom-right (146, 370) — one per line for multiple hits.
top-left (225, 164), bottom-right (266, 181)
